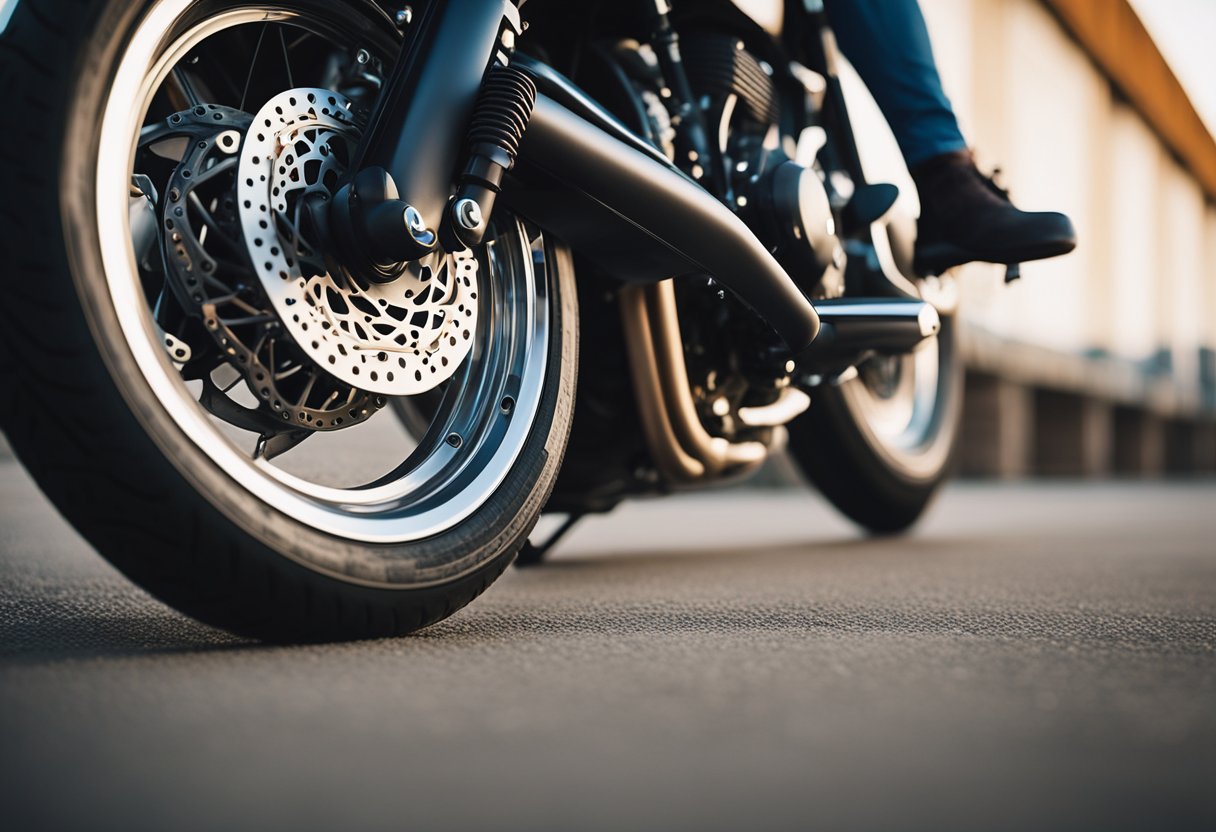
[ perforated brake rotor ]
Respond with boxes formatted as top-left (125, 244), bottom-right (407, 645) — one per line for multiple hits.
top-left (237, 88), bottom-right (479, 397)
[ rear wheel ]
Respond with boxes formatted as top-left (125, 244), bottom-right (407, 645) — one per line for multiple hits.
top-left (0, 0), bottom-right (577, 640)
top-left (788, 289), bottom-right (962, 534)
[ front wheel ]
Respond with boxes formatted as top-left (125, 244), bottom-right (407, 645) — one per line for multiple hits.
top-left (787, 300), bottom-right (963, 534)
top-left (0, 0), bottom-right (577, 640)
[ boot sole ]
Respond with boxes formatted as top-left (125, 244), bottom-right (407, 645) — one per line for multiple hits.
top-left (914, 237), bottom-right (1077, 277)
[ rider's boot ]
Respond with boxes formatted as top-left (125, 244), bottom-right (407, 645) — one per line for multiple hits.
top-left (911, 149), bottom-right (1076, 276)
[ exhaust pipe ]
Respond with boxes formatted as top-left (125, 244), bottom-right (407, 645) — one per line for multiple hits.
top-left (804, 298), bottom-right (940, 358)
top-left (349, 21), bottom-right (817, 350)
top-left (508, 92), bottom-right (821, 353)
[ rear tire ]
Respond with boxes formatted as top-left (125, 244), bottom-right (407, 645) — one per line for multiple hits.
top-left (787, 313), bottom-right (962, 534)
top-left (0, 0), bottom-right (578, 641)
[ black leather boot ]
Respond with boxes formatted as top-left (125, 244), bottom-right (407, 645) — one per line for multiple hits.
top-left (912, 149), bottom-right (1076, 275)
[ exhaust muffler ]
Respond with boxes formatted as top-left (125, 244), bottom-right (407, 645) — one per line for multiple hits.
top-left (508, 92), bottom-right (821, 353)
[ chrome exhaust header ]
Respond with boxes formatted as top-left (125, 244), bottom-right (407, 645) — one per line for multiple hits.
top-left (620, 282), bottom-right (769, 483)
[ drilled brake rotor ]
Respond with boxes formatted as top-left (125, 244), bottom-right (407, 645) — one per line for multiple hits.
top-left (154, 104), bottom-right (380, 432)
top-left (237, 88), bottom-right (479, 397)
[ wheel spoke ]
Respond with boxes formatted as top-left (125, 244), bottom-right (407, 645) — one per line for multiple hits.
top-left (103, 4), bottom-right (551, 533)
top-left (168, 67), bottom-right (202, 108)
top-left (238, 24), bottom-right (268, 112)
top-left (278, 25), bottom-right (294, 89)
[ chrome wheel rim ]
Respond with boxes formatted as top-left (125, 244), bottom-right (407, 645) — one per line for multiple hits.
top-left (837, 312), bottom-right (957, 482)
top-left (95, 1), bottom-right (549, 543)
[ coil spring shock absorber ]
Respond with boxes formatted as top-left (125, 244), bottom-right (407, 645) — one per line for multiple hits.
top-left (445, 64), bottom-right (537, 249)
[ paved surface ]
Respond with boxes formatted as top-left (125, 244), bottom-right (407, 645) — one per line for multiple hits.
top-left (1, 454), bottom-right (1214, 831)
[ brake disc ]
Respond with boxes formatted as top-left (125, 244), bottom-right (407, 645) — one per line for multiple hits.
top-left (154, 104), bottom-right (381, 432)
top-left (237, 88), bottom-right (479, 397)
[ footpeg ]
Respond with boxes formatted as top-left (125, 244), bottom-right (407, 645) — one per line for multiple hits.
top-left (843, 182), bottom-right (899, 231)
top-left (802, 297), bottom-right (940, 360)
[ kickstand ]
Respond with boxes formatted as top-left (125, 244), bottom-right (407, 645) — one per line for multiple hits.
top-left (515, 513), bottom-right (585, 568)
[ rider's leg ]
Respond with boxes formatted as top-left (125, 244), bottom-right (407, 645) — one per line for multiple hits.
top-left (824, 0), bottom-right (1076, 274)
top-left (824, 0), bottom-right (965, 167)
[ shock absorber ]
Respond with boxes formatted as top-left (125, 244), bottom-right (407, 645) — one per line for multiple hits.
top-left (444, 64), bottom-right (537, 249)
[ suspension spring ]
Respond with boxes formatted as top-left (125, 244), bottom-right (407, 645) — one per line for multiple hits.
top-left (446, 64), bottom-right (537, 249)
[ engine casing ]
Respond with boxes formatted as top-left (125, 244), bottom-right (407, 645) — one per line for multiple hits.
top-left (741, 158), bottom-right (844, 295)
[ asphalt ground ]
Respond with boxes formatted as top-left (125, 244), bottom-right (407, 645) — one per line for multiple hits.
top-left (1, 451), bottom-right (1214, 831)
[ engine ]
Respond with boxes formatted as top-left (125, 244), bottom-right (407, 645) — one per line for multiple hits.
top-left (681, 31), bottom-right (845, 298)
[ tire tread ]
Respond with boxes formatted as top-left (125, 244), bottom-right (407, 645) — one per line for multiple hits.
top-left (0, 0), bottom-right (576, 642)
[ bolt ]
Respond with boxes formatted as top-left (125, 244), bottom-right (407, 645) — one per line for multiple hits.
top-left (355, 48), bottom-right (370, 65)
top-left (403, 205), bottom-right (436, 248)
top-left (404, 205), bottom-right (426, 234)
top-left (454, 198), bottom-right (483, 230)
top-left (394, 6), bottom-right (413, 27)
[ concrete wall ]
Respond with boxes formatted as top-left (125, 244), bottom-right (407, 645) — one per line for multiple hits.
top-left (919, 0), bottom-right (1216, 476)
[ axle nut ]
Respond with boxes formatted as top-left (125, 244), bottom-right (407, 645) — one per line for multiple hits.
top-left (454, 198), bottom-right (483, 230)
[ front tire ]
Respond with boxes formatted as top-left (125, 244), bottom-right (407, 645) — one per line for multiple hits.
top-left (0, 0), bottom-right (578, 641)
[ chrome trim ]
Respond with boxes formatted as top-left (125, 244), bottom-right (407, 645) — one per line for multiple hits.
top-left (813, 297), bottom-right (940, 352)
top-left (620, 281), bottom-right (769, 483)
top-left (620, 286), bottom-right (706, 482)
top-left (815, 298), bottom-right (939, 325)
top-left (918, 304), bottom-right (942, 338)
top-left (649, 282), bottom-right (768, 475)
top-left (0, 0), bottom-right (19, 36)
top-left (737, 387), bottom-right (812, 428)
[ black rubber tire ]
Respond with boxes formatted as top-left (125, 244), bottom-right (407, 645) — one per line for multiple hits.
top-left (787, 318), bottom-right (963, 535)
top-left (0, 0), bottom-right (578, 641)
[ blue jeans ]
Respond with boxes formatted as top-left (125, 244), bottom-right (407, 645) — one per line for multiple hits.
top-left (825, 0), bottom-right (968, 167)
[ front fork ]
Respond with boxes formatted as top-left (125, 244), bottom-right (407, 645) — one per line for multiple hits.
top-left (335, 0), bottom-right (822, 354)
top-left (329, 0), bottom-right (521, 272)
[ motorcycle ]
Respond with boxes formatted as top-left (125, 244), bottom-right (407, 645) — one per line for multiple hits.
top-left (0, 0), bottom-right (981, 640)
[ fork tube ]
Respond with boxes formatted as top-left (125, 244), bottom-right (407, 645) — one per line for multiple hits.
top-left (355, 0), bottom-right (520, 231)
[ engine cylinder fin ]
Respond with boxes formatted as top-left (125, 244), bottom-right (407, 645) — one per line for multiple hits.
top-left (680, 32), bottom-right (779, 126)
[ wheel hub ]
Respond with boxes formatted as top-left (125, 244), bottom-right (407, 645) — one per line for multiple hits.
top-left (237, 88), bottom-right (479, 397)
